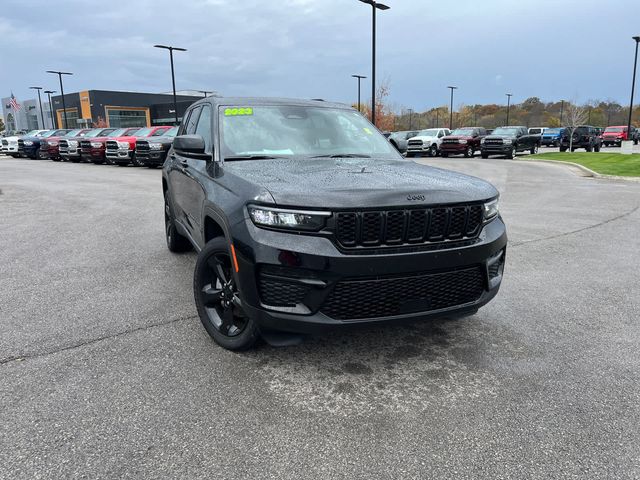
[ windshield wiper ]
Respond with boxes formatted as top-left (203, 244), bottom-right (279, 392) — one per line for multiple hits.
top-left (224, 155), bottom-right (284, 161)
top-left (311, 154), bottom-right (371, 158)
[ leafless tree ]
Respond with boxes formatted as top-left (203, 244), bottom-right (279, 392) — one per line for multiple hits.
top-left (563, 102), bottom-right (588, 152)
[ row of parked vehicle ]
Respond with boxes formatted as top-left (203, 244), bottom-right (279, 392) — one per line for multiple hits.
top-left (386, 123), bottom-right (639, 159)
top-left (0, 126), bottom-right (178, 167)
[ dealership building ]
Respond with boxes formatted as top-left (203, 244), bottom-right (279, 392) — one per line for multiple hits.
top-left (2, 89), bottom-right (208, 131)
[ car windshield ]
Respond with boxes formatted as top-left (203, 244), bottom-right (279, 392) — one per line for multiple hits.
top-left (83, 129), bottom-right (106, 138)
top-left (151, 128), bottom-right (171, 136)
top-left (451, 128), bottom-right (474, 136)
top-left (24, 130), bottom-right (41, 137)
top-left (65, 129), bottom-right (83, 137)
top-left (545, 128), bottom-right (562, 134)
top-left (219, 105), bottom-right (398, 159)
top-left (107, 128), bottom-right (127, 137)
top-left (605, 127), bottom-right (624, 132)
top-left (417, 129), bottom-right (440, 137)
top-left (133, 127), bottom-right (155, 137)
top-left (42, 130), bottom-right (60, 137)
top-left (529, 128), bottom-right (542, 134)
top-left (492, 127), bottom-right (520, 136)
top-left (164, 126), bottom-right (179, 137)
top-left (124, 128), bottom-right (141, 136)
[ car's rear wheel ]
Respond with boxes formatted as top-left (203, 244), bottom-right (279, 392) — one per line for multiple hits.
top-left (194, 237), bottom-right (260, 351)
top-left (164, 192), bottom-right (192, 253)
top-left (464, 146), bottom-right (473, 158)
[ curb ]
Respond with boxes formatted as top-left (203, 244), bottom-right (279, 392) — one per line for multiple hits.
top-left (519, 158), bottom-right (640, 183)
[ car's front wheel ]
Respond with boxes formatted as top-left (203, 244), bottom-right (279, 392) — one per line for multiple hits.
top-left (429, 144), bottom-right (438, 157)
top-left (506, 146), bottom-right (516, 159)
top-left (464, 146), bottom-right (474, 158)
top-left (194, 237), bottom-right (260, 351)
top-left (530, 144), bottom-right (538, 155)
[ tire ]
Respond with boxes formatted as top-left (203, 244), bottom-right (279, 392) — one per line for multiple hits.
top-left (559, 146), bottom-right (567, 152)
top-left (406, 152), bottom-right (414, 158)
top-left (554, 140), bottom-right (560, 148)
top-left (506, 146), bottom-right (516, 159)
top-left (481, 152), bottom-right (489, 159)
top-left (194, 237), bottom-right (260, 351)
top-left (530, 144), bottom-right (538, 155)
top-left (464, 146), bottom-right (474, 158)
top-left (585, 144), bottom-right (592, 152)
top-left (131, 153), bottom-right (145, 167)
top-left (429, 144), bottom-right (438, 157)
top-left (594, 143), bottom-right (601, 152)
top-left (147, 164), bottom-right (159, 169)
top-left (164, 192), bottom-right (192, 253)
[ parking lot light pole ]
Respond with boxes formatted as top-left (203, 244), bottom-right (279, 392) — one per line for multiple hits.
top-left (358, 0), bottom-right (389, 127)
top-left (351, 75), bottom-right (366, 112)
top-left (408, 108), bottom-right (413, 129)
top-left (627, 36), bottom-right (640, 138)
top-left (29, 86), bottom-right (45, 129)
top-left (44, 90), bottom-right (56, 128)
top-left (505, 93), bottom-right (513, 126)
top-left (447, 86), bottom-right (457, 129)
top-left (154, 44), bottom-right (187, 125)
top-left (560, 100), bottom-right (564, 125)
top-left (46, 71), bottom-right (73, 129)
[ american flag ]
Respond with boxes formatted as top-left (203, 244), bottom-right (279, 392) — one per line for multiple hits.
top-left (9, 92), bottom-right (21, 111)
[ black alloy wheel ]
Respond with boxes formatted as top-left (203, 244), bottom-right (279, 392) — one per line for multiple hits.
top-left (194, 238), bottom-right (260, 350)
top-left (429, 144), bottom-right (438, 157)
top-left (464, 146), bottom-right (473, 158)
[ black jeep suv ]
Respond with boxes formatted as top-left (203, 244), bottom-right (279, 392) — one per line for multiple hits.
top-left (163, 97), bottom-right (507, 350)
top-left (559, 125), bottom-right (602, 152)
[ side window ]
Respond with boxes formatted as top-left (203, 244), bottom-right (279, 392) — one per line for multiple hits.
top-left (194, 105), bottom-right (212, 152)
top-left (186, 107), bottom-right (202, 135)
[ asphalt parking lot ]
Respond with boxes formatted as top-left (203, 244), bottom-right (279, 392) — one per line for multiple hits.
top-left (1, 155), bottom-right (640, 479)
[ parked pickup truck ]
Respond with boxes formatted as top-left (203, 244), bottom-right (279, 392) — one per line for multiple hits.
top-left (540, 127), bottom-right (565, 147)
top-left (80, 127), bottom-right (140, 164)
top-left (42, 129), bottom-right (90, 161)
top-left (406, 128), bottom-right (451, 157)
top-left (106, 125), bottom-right (173, 166)
top-left (480, 126), bottom-right (540, 159)
top-left (134, 126), bottom-right (178, 167)
top-left (60, 128), bottom-right (115, 162)
top-left (440, 127), bottom-right (488, 158)
top-left (601, 126), bottom-right (639, 146)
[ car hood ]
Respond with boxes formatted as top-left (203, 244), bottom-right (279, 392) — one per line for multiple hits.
top-left (110, 136), bottom-right (138, 142)
top-left (82, 136), bottom-right (111, 142)
top-left (443, 135), bottom-right (474, 141)
top-left (140, 135), bottom-right (175, 144)
top-left (224, 157), bottom-right (497, 208)
top-left (3, 136), bottom-right (20, 142)
top-left (410, 135), bottom-right (437, 142)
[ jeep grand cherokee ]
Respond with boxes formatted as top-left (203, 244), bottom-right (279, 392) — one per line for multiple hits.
top-left (163, 97), bottom-right (507, 350)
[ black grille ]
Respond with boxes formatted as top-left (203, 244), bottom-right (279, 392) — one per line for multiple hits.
top-left (1, 140), bottom-right (7, 146)
top-left (484, 138), bottom-right (503, 145)
top-left (408, 139), bottom-right (423, 146)
top-left (59, 140), bottom-right (69, 153)
top-left (322, 266), bottom-right (485, 320)
top-left (136, 140), bottom-right (150, 153)
top-left (259, 277), bottom-right (309, 307)
top-left (334, 205), bottom-right (484, 249)
top-left (80, 140), bottom-right (92, 153)
top-left (17, 140), bottom-right (24, 152)
top-left (105, 140), bottom-right (118, 153)
top-left (442, 138), bottom-right (459, 144)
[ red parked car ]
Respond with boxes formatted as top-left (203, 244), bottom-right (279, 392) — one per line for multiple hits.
top-left (602, 126), bottom-right (638, 146)
top-left (105, 126), bottom-right (173, 166)
top-left (80, 127), bottom-right (141, 165)
top-left (440, 127), bottom-right (488, 158)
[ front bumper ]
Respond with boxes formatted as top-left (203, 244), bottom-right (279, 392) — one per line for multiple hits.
top-left (440, 144), bottom-right (468, 154)
top-left (106, 149), bottom-right (133, 162)
top-left (541, 137), bottom-right (559, 145)
top-left (135, 150), bottom-right (168, 165)
top-left (230, 216), bottom-right (507, 334)
top-left (481, 144), bottom-right (512, 154)
top-left (61, 147), bottom-right (80, 159)
top-left (602, 138), bottom-right (623, 144)
top-left (81, 148), bottom-right (106, 162)
top-left (2, 145), bottom-right (19, 153)
top-left (407, 145), bottom-right (432, 153)
top-left (22, 145), bottom-right (38, 157)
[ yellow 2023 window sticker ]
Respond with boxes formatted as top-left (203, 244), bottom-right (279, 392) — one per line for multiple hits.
top-left (224, 107), bottom-right (253, 116)
top-left (363, 127), bottom-right (373, 135)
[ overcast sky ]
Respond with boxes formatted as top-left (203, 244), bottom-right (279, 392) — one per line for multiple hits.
top-left (1, 0), bottom-right (639, 111)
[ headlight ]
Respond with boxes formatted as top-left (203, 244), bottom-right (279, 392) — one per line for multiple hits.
top-left (480, 138), bottom-right (486, 144)
top-left (483, 198), bottom-right (499, 220)
top-left (503, 138), bottom-right (513, 144)
top-left (458, 139), bottom-right (467, 144)
top-left (117, 141), bottom-right (130, 149)
top-left (68, 140), bottom-right (78, 146)
top-left (24, 140), bottom-right (34, 146)
top-left (49, 141), bottom-right (58, 146)
top-left (91, 142), bottom-right (102, 148)
top-left (149, 143), bottom-right (164, 150)
top-left (248, 205), bottom-right (330, 231)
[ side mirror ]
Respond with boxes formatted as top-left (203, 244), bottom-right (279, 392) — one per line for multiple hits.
top-left (173, 134), bottom-right (212, 160)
